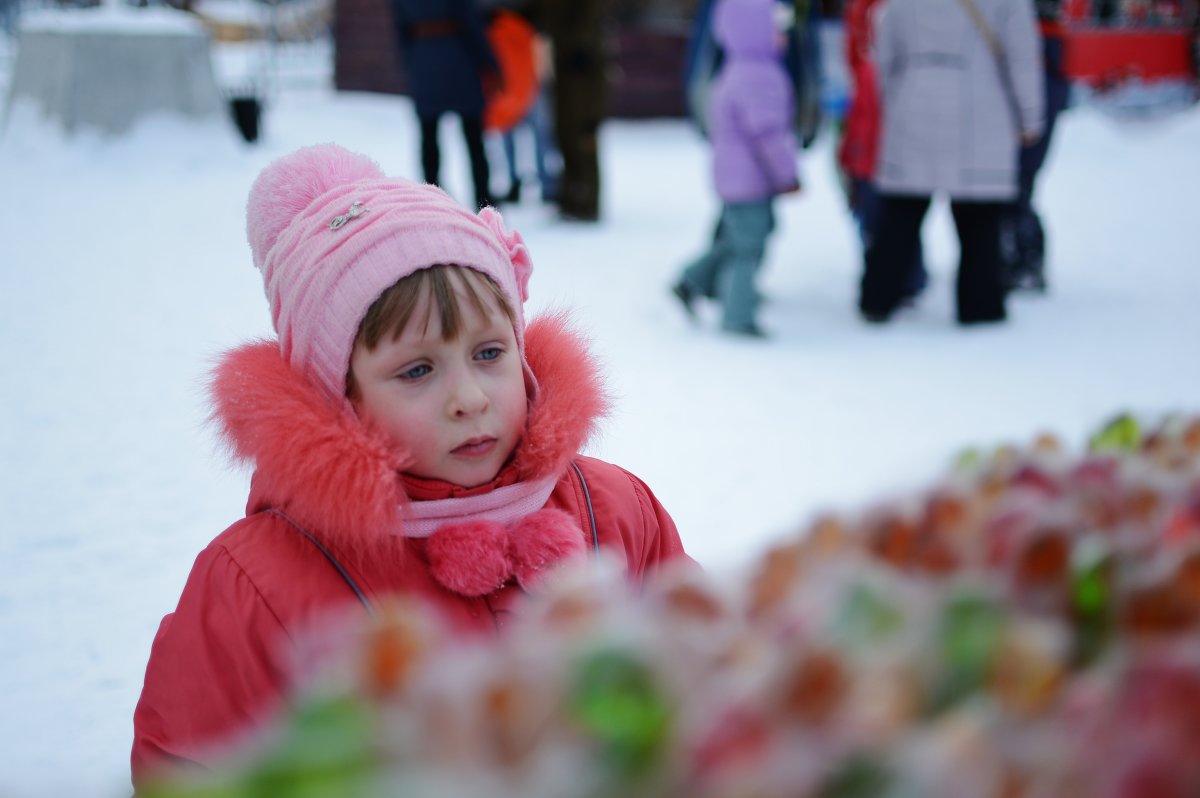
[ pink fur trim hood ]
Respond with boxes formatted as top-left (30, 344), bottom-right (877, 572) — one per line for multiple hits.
top-left (208, 312), bottom-right (610, 548)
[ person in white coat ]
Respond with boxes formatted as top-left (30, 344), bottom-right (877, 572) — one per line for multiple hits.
top-left (860, 0), bottom-right (1044, 325)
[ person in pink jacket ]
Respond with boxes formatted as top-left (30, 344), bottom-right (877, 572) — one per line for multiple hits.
top-left (130, 144), bottom-right (691, 790)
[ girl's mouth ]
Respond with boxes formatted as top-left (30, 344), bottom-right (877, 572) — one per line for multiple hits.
top-left (452, 437), bottom-right (497, 457)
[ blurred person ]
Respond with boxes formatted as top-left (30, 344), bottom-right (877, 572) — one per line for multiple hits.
top-left (788, 0), bottom-right (825, 149)
top-left (498, 85), bottom-right (561, 203)
top-left (485, 11), bottom-right (560, 204)
top-left (130, 144), bottom-right (691, 788)
top-left (391, 0), bottom-right (499, 210)
top-left (671, 0), bottom-right (801, 339)
top-left (837, 0), bottom-right (928, 306)
top-left (1003, 0), bottom-right (1071, 292)
top-left (860, 0), bottom-right (1044, 325)
top-left (534, 0), bottom-right (605, 221)
top-left (685, 0), bottom-right (824, 148)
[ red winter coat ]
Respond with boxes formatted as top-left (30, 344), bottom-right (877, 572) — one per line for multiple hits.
top-left (837, 0), bottom-right (883, 181)
top-left (130, 315), bottom-right (690, 790)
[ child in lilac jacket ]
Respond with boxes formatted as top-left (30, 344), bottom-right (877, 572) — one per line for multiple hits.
top-left (672, 0), bottom-right (800, 338)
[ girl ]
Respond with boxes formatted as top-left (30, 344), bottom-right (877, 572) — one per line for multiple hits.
top-left (671, 0), bottom-right (801, 338)
top-left (130, 144), bottom-right (690, 787)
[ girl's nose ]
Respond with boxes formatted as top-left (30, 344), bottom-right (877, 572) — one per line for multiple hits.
top-left (447, 370), bottom-right (489, 417)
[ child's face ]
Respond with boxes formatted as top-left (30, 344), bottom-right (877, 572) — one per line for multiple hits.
top-left (349, 280), bottom-right (527, 489)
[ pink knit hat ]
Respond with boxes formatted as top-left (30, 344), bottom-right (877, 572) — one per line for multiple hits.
top-left (246, 143), bottom-right (534, 403)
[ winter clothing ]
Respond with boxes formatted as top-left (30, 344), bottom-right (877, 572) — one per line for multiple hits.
top-left (496, 24), bottom-right (560, 204)
top-left (131, 146), bottom-right (691, 788)
top-left (391, 0), bottom-right (496, 120)
top-left (709, 0), bottom-right (798, 203)
top-left (245, 143), bottom-right (531, 407)
top-left (837, 0), bottom-right (929, 305)
top-left (861, 0), bottom-right (1044, 324)
top-left (684, 0), bottom-right (823, 149)
top-left (131, 316), bottom-right (687, 787)
top-left (679, 201), bottom-right (776, 332)
top-left (864, 196), bottom-right (1009, 325)
top-left (1004, 11), bottom-right (1071, 291)
top-left (482, 9), bottom-right (539, 133)
top-left (419, 114), bottom-right (493, 210)
top-left (391, 0), bottom-right (498, 209)
top-left (837, 0), bottom-right (883, 184)
top-left (535, 0), bottom-right (606, 220)
top-left (673, 0), bottom-right (797, 336)
top-left (874, 0), bottom-right (1045, 201)
top-left (499, 91), bottom-right (561, 204)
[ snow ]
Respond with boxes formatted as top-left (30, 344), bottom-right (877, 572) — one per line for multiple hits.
top-left (1, 37), bottom-right (1199, 798)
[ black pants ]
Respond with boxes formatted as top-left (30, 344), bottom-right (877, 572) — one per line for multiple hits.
top-left (419, 113), bottom-right (492, 210)
top-left (1004, 41), bottom-right (1071, 283)
top-left (861, 195), bottom-right (1007, 324)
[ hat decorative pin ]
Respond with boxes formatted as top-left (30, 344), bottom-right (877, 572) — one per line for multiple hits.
top-left (329, 201), bottom-right (368, 231)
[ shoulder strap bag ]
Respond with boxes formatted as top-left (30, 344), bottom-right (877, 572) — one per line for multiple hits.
top-left (957, 0), bottom-right (1025, 132)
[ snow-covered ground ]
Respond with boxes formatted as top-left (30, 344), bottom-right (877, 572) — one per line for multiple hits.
top-left (1, 32), bottom-right (1199, 798)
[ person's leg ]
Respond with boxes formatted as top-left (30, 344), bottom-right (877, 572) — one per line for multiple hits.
top-left (719, 200), bottom-right (774, 334)
top-left (552, 47), bottom-right (603, 219)
top-left (460, 114), bottom-right (492, 210)
top-left (856, 179), bottom-right (927, 303)
top-left (501, 127), bottom-right (520, 202)
top-left (1013, 65), bottom-right (1069, 291)
top-left (1012, 156), bottom-right (1046, 290)
top-left (419, 114), bottom-right (442, 186)
top-left (860, 194), bottom-right (930, 321)
top-left (853, 177), bottom-right (879, 250)
top-left (528, 92), bottom-right (560, 201)
top-left (678, 207), bottom-right (731, 306)
top-left (952, 200), bottom-right (1007, 324)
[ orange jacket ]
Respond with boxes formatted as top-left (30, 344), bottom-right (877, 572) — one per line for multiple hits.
top-left (483, 10), bottom-right (540, 131)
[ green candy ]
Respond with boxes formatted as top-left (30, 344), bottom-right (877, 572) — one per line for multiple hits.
top-left (143, 694), bottom-right (376, 798)
top-left (930, 594), bottom-right (1006, 713)
top-left (817, 753), bottom-right (893, 798)
top-left (834, 584), bottom-right (905, 648)
top-left (1089, 413), bottom-right (1141, 453)
top-left (1070, 541), bottom-right (1116, 667)
top-left (567, 648), bottom-right (672, 780)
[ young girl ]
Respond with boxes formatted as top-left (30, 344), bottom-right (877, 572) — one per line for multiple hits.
top-left (130, 144), bottom-right (690, 787)
top-left (671, 0), bottom-right (800, 339)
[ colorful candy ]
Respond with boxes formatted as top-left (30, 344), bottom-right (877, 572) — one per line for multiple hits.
top-left (147, 413), bottom-right (1200, 797)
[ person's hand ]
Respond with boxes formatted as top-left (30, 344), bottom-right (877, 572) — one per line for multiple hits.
top-left (1020, 130), bottom-right (1040, 147)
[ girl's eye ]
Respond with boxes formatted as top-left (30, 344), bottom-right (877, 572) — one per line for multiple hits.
top-left (476, 347), bottom-right (502, 362)
top-left (399, 364), bottom-right (431, 380)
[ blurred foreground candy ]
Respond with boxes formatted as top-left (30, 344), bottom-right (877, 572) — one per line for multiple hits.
top-left (151, 412), bottom-right (1200, 797)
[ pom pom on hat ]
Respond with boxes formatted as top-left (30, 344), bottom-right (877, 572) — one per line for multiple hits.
top-left (243, 143), bottom-right (532, 404)
top-left (247, 144), bottom-right (384, 270)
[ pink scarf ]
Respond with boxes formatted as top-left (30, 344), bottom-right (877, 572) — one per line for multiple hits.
top-left (397, 475), bottom-right (558, 538)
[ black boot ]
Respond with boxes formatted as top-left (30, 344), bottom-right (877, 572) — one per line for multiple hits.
top-left (502, 178), bottom-right (522, 204)
top-left (671, 281), bottom-right (698, 322)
